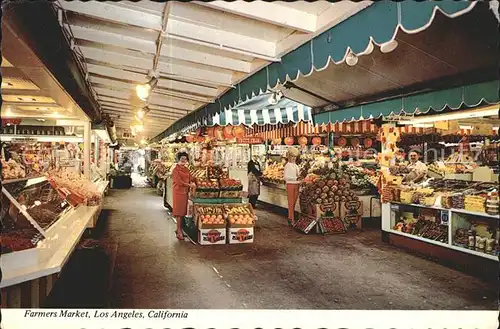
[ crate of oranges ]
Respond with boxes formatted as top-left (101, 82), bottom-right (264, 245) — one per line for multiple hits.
top-left (224, 204), bottom-right (255, 227)
top-left (195, 204), bottom-right (226, 228)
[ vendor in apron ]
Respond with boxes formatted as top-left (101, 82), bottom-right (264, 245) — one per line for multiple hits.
top-left (404, 150), bottom-right (428, 183)
top-left (284, 148), bottom-right (300, 225)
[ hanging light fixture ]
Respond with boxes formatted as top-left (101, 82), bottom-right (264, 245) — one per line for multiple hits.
top-left (345, 51), bottom-right (359, 66)
top-left (136, 76), bottom-right (158, 101)
top-left (380, 40), bottom-right (398, 53)
top-left (268, 93), bottom-right (278, 105)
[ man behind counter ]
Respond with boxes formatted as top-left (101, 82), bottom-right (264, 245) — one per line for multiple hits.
top-left (403, 150), bottom-right (428, 183)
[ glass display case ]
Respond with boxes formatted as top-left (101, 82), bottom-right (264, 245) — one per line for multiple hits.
top-left (389, 203), bottom-right (449, 244)
top-left (1, 191), bottom-right (44, 254)
top-left (2, 176), bottom-right (72, 234)
top-left (451, 211), bottom-right (498, 257)
top-left (383, 201), bottom-right (499, 261)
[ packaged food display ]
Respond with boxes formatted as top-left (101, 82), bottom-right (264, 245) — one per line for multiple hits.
top-left (1, 158), bottom-right (26, 180)
top-left (464, 195), bottom-right (486, 213)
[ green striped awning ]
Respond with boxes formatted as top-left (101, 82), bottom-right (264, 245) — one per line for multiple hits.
top-left (153, 0), bottom-right (478, 142)
top-left (313, 80), bottom-right (500, 124)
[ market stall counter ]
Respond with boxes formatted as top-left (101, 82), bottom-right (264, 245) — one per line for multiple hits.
top-left (1, 176), bottom-right (104, 307)
top-left (381, 178), bottom-right (499, 278)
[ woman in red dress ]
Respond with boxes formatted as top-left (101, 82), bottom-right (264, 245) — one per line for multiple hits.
top-left (172, 152), bottom-right (195, 240)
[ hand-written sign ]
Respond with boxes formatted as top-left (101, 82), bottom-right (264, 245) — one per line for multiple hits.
top-left (10, 137), bottom-right (38, 144)
top-left (236, 137), bottom-right (264, 144)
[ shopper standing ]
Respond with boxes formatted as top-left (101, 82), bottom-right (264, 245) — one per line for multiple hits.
top-left (284, 148), bottom-right (300, 225)
top-left (247, 156), bottom-right (262, 209)
top-left (172, 152), bottom-right (195, 240)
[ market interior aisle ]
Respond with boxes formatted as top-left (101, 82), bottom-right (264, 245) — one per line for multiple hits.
top-left (100, 188), bottom-right (496, 310)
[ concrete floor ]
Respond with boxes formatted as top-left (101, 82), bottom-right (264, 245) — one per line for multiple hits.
top-left (97, 188), bottom-right (497, 310)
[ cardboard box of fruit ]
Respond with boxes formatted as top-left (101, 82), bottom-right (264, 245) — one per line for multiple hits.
top-left (195, 204), bottom-right (226, 229)
top-left (219, 178), bottom-right (243, 191)
top-left (195, 179), bottom-right (219, 191)
top-left (224, 204), bottom-right (255, 227)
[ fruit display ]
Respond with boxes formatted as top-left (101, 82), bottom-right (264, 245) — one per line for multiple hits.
top-left (196, 205), bottom-right (225, 225)
top-left (1, 158), bottom-right (26, 180)
top-left (195, 179), bottom-right (219, 190)
top-left (300, 161), bottom-right (359, 206)
top-left (207, 166), bottom-right (223, 179)
top-left (225, 204), bottom-right (255, 226)
top-left (150, 160), bottom-right (171, 180)
top-left (292, 216), bottom-right (317, 234)
top-left (342, 165), bottom-right (374, 192)
top-left (190, 167), bottom-right (207, 180)
top-left (262, 162), bottom-right (285, 184)
top-left (318, 217), bottom-right (346, 234)
top-left (198, 214), bottom-right (225, 225)
top-left (219, 178), bottom-right (243, 190)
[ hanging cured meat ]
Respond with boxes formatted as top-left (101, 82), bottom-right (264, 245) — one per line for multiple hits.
top-left (337, 137), bottom-right (347, 147)
top-left (284, 137), bottom-right (294, 146)
top-left (364, 138), bottom-right (373, 148)
top-left (298, 136), bottom-right (308, 146)
top-left (206, 127), bottom-right (215, 138)
top-left (223, 125), bottom-right (234, 139)
top-left (213, 126), bottom-right (224, 140)
top-left (350, 137), bottom-right (360, 147)
top-left (232, 125), bottom-right (246, 138)
top-left (311, 136), bottom-right (322, 145)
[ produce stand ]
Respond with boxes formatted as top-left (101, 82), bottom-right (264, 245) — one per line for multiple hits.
top-left (1, 176), bottom-right (105, 307)
top-left (185, 202), bottom-right (255, 245)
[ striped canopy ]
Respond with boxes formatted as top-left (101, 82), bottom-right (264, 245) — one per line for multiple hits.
top-left (208, 96), bottom-right (312, 126)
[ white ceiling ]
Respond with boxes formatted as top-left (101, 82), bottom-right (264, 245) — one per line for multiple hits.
top-left (1, 20), bottom-right (88, 122)
top-left (55, 0), bottom-right (371, 138)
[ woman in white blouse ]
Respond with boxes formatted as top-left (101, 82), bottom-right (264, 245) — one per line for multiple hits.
top-left (284, 148), bottom-right (300, 224)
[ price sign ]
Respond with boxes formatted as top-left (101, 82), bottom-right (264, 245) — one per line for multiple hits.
top-left (11, 137), bottom-right (38, 144)
top-left (236, 137), bottom-right (264, 144)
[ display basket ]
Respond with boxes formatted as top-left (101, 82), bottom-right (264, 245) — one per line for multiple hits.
top-left (194, 190), bottom-right (220, 199)
top-left (440, 194), bottom-right (453, 208)
top-left (224, 203), bottom-right (255, 227)
top-left (422, 196), bottom-right (437, 207)
top-left (451, 194), bottom-right (465, 209)
top-left (400, 191), bottom-right (414, 204)
top-left (352, 188), bottom-right (371, 196)
top-left (219, 185), bottom-right (243, 191)
top-left (194, 204), bottom-right (226, 228)
top-left (219, 190), bottom-right (242, 198)
top-left (381, 186), bottom-right (395, 203)
top-left (393, 188), bottom-right (402, 202)
top-left (464, 195), bottom-right (486, 212)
